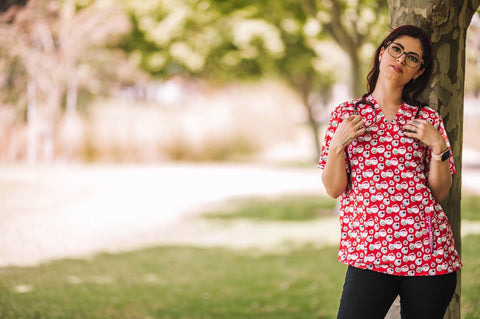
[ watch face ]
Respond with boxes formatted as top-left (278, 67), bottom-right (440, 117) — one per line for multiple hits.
top-left (441, 150), bottom-right (451, 161)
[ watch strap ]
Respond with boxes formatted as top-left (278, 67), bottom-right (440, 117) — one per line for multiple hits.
top-left (432, 148), bottom-right (450, 162)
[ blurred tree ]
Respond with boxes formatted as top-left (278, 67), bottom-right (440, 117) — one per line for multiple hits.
top-left (300, 0), bottom-right (388, 97)
top-left (387, 1), bottom-right (480, 318)
top-left (0, 0), bottom-right (28, 12)
top-left (119, 0), bottom-right (388, 158)
top-left (0, 0), bottom-right (135, 162)
top-left (206, 0), bottom-right (338, 158)
top-left (466, 12), bottom-right (480, 97)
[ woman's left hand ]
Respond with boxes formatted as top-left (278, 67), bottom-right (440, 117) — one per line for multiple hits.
top-left (403, 119), bottom-right (447, 154)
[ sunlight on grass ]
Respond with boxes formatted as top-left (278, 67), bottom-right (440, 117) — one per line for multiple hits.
top-left (201, 195), bottom-right (338, 221)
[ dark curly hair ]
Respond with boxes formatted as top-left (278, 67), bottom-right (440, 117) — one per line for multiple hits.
top-left (366, 25), bottom-right (433, 106)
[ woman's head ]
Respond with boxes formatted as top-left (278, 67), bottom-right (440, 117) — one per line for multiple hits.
top-left (366, 25), bottom-right (433, 105)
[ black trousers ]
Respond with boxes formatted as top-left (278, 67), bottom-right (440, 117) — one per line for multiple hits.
top-left (337, 266), bottom-right (457, 319)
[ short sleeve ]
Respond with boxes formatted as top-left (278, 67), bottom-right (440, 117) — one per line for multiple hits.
top-left (317, 103), bottom-right (351, 173)
top-left (423, 109), bottom-right (456, 176)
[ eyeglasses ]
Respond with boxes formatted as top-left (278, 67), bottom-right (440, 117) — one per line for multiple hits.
top-left (386, 41), bottom-right (424, 68)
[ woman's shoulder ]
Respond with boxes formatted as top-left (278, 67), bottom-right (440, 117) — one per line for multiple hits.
top-left (403, 102), bottom-right (441, 120)
top-left (335, 98), bottom-right (357, 108)
top-left (330, 98), bottom-right (358, 114)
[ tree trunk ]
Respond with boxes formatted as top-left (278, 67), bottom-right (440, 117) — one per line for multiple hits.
top-left (387, 1), bottom-right (480, 318)
top-left (349, 50), bottom-right (364, 97)
top-left (301, 92), bottom-right (321, 161)
top-left (63, 80), bottom-right (79, 159)
top-left (27, 78), bottom-right (37, 165)
top-left (290, 72), bottom-right (323, 160)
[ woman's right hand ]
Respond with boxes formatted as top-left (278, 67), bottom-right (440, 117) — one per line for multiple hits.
top-left (329, 115), bottom-right (366, 154)
top-left (322, 114), bottom-right (366, 198)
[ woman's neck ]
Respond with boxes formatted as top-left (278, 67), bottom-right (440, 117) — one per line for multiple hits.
top-left (372, 83), bottom-right (403, 109)
top-left (371, 83), bottom-right (404, 121)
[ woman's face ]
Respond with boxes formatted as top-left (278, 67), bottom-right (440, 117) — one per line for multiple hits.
top-left (378, 35), bottom-right (425, 86)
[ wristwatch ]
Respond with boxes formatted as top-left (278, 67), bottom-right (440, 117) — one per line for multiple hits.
top-left (432, 148), bottom-right (450, 162)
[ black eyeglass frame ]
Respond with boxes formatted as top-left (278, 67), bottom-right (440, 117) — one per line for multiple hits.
top-left (385, 41), bottom-right (424, 68)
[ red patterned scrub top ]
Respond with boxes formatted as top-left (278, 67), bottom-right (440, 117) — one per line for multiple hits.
top-left (318, 95), bottom-right (462, 276)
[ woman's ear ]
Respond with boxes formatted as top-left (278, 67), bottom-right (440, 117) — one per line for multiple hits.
top-left (379, 47), bottom-right (385, 61)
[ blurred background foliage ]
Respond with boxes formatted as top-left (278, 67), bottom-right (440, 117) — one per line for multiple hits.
top-left (0, 0), bottom-right (479, 164)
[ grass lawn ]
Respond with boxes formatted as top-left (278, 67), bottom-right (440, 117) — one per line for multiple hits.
top-left (461, 193), bottom-right (480, 221)
top-left (201, 195), bottom-right (338, 222)
top-left (1, 238), bottom-right (479, 319)
top-left (0, 195), bottom-right (478, 318)
top-left (0, 245), bottom-right (346, 319)
top-left (201, 193), bottom-right (480, 222)
top-left (461, 235), bottom-right (480, 319)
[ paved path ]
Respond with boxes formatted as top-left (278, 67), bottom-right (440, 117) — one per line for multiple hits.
top-left (0, 163), bottom-right (324, 266)
top-left (0, 163), bottom-right (479, 267)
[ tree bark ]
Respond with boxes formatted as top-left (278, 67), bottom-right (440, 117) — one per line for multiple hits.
top-left (387, 1), bottom-right (480, 318)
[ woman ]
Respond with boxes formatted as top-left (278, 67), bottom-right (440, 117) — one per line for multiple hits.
top-left (318, 25), bottom-right (461, 318)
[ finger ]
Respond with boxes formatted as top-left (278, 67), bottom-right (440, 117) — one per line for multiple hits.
top-left (403, 123), bottom-right (418, 134)
top-left (345, 115), bottom-right (357, 121)
top-left (407, 119), bottom-right (426, 127)
top-left (403, 123), bottom-right (420, 133)
top-left (351, 115), bottom-right (364, 124)
top-left (403, 129), bottom-right (417, 137)
top-left (354, 120), bottom-right (366, 131)
top-left (356, 126), bottom-right (367, 135)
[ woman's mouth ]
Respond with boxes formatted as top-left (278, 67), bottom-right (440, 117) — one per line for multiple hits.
top-left (390, 65), bottom-right (403, 73)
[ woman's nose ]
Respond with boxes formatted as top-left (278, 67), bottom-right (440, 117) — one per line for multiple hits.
top-left (396, 53), bottom-right (407, 64)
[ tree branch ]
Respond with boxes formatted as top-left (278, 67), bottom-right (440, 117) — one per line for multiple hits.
top-left (300, 0), bottom-right (317, 18)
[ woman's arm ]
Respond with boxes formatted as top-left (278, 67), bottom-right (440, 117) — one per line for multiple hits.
top-left (426, 150), bottom-right (452, 202)
top-left (322, 115), bottom-right (366, 198)
top-left (403, 119), bottom-right (452, 202)
top-left (322, 143), bottom-right (349, 198)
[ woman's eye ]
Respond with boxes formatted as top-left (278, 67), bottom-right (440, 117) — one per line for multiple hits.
top-left (392, 45), bottom-right (402, 53)
top-left (408, 55), bottom-right (419, 63)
